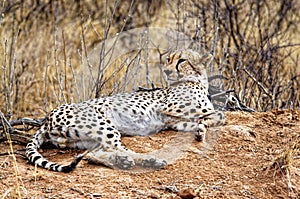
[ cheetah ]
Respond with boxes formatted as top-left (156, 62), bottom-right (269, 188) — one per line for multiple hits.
top-left (26, 49), bottom-right (225, 172)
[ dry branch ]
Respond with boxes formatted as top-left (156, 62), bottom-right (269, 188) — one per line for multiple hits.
top-left (0, 111), bottom-right (45, 144)
top-left (242, 68), bottom-right (273, 99)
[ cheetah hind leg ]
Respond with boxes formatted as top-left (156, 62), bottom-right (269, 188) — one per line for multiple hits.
top-left (85, 147), bottom-right (167, 170)
top-left (85, 149), bottom-right (135, 170)
top-left (128, 151), bottom-right (167, 170)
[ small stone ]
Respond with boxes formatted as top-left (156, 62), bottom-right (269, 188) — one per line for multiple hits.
top-left (148, 190), bottom-right (160, 198)
top-left (177, 187), bottom-right (196, 199)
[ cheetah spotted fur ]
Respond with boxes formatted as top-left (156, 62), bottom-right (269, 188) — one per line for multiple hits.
top-left (26, 49), bottom-right (225, 172)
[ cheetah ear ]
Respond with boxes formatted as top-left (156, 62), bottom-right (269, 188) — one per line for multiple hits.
top-left (188, 53), bottom-right (210, 89)
top-left (189, 53), bottom-right (213, 72)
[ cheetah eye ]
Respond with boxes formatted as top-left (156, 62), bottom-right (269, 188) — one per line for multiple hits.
top-left (166, 56), bottom-right (170, 63)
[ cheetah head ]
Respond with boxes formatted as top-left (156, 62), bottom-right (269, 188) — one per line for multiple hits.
top-left (164, 49), bottom-right (212, 89)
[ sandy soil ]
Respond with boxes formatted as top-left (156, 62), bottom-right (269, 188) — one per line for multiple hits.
top-left (0, 110), bottom-right (299, 198)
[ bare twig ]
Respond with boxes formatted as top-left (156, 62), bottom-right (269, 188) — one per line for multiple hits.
top-left (0, 111), bottom-right (44, 144)
top-left (0, 117), bottom-right (45, 130)
top-left (243, 67), bottom-right (273, 99)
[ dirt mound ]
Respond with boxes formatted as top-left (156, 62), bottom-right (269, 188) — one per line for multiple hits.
top-left (0, 110), bottom-right (299, 198)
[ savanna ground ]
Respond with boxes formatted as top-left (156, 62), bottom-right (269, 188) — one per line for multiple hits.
top-left (0, 1), bottom-right (300, 198)
top-left (0, 110), bottom-right (299, 198)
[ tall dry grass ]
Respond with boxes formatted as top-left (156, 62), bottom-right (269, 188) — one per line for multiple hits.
top-left (0, 0), bottom-right (299, 116)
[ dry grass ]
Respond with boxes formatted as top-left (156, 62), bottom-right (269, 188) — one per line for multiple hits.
top-left (0, 112), bottom-right (26, 198)
top-left (267, 135), bottom-right (300, 197)
top-left (0, 0), bottom-right (299, 118)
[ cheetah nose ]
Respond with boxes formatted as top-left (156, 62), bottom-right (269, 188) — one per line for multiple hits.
top-left (164, 70), bottom-right (172, 76)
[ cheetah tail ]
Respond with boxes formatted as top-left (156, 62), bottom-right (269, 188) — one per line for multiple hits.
top-left (25, 130), bottom-right (87, 173)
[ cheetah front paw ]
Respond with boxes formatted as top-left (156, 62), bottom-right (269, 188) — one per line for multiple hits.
top-left (195, 124), bottom-right (207, 142)
top-left (85, 151), bottom-right (135, 169)
top-left (195, 131), bottom-right (205, 142)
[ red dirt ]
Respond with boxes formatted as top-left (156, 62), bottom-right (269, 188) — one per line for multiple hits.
top-left (0, 110), bottom-right (299, 198)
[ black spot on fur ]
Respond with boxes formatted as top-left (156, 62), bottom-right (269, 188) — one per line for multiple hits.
top-left (107, 127), bottom-right (114, 131)
top-left (66, 130), bottom-right (71, 138)
top-left (86, 125), bottom-right (92, 129)
top-left (75, 129), bottom-right (80, 137)
top-left (32, 155), bottom-right (41, 163)
top-left (41, 160), bottom-right (48, 167)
